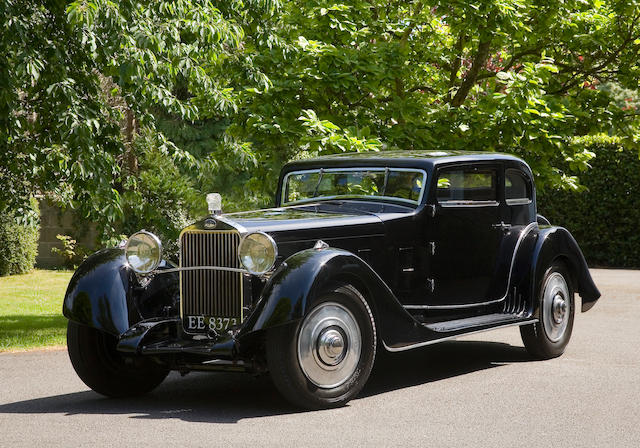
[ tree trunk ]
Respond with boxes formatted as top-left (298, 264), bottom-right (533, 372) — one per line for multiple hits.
top-left (124, 108), bottom-right (138, 175)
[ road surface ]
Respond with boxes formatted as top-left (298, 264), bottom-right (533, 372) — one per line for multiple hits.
top-left (1, 269), bottom-right (639, 447)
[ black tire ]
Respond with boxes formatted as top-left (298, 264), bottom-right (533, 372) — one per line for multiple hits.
top-left (520, 262), bottom-right (575, 359)
top-left (266, 283), bottom-right (376, 410)
top-left (67, 321), bottom-right (169, 397)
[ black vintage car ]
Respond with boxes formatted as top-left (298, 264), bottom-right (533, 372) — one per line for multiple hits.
top-left (63, 150), bottom-right (600, 409)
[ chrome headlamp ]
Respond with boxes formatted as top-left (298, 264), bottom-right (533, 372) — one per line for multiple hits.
top-left (238, 232), bottom-right (277, 275)
top-left (125, 230), bottom-right (162, 274)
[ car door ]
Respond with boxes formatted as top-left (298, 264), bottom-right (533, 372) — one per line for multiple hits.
top-left (426, 163), bottom-right (509, 307)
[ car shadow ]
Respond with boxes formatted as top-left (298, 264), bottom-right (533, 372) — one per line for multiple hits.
top-left (362, 340), bottom-right (531, 397)
top-left (0, 340), bottom-right (532, 423)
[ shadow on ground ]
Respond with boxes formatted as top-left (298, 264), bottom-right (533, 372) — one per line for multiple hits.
top-left (0, 340), bottom-right (532, 423)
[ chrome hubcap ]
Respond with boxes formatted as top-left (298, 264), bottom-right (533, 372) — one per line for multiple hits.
top-left (542, 273), bottom-right (570, 342)
top-left (298, 302), bottom-right (361, 389)
top-left (317, 327), bottom-right (346, 366)
top-left (552, 294), bottom-right (567, 324)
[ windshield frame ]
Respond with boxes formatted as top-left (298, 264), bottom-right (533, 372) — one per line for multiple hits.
top-left (281, 167), bottom-right (428, 207)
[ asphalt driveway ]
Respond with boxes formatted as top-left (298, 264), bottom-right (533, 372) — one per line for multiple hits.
top-left (1, 269), bottom-right (638, 447)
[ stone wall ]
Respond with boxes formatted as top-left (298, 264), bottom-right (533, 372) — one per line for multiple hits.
top-left (36, 199), bottom-right (98, 268)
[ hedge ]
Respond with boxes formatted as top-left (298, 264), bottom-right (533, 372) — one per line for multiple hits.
top-left (538, 135), bottom-right (640, 268)
top-left (0, 200), bottom-right (40, 276)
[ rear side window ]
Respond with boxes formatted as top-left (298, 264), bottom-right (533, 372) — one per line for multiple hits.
top-left (505, 169), bottom-right (532, 205)
top-left (436, 168), bottom-right (497, 205)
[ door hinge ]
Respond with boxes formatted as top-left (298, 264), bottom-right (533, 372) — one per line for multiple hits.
top-left (426, 204), bottom-right (436, 217)
top-left (426, 278), bottom-right (435, 293)
top-left (428, 242), bottom-right (436, 256)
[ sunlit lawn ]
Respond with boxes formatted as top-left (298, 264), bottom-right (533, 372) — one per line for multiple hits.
top-left (0, 269), bottom-right (73, 351)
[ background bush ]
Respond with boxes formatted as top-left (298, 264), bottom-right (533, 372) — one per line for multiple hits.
top-left (119, 130), bottom-right (205, 262)
top-left (0, 200), bottom-right (40, 276)
top-left (538, 135), bottom-right (640, 268)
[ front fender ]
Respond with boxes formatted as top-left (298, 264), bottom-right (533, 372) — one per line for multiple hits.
top-left (239, 247), bottom-right (431, 349)
top-left (62, 248), bottom-right (178, 336)
top-left (532, 227), bottom-right (601, 312)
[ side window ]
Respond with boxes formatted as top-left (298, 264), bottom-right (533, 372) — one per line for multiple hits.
top-left (436, 168), bottom-right (497, 205)
top-left (505, 169), bottom-right (532, 205)
top-left (385, 171), bottom-right (424, 202)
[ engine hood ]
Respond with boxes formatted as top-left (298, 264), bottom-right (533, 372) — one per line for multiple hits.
top-left (221, 204), bottom-right (385, 243)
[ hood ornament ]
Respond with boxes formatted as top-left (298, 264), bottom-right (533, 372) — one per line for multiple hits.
top-left (206, 193), bottom-right (222, 216)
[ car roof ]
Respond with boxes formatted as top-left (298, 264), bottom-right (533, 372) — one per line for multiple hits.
top-left (283, 150), bottom-right (526, 173)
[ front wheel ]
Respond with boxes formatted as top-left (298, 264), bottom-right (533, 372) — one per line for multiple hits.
top-left (266, 283), bottom-right (376, 409)
top-left (520, 262), bottom-right (575, 359)
top-left (67, 321), bottom-right (169, 397)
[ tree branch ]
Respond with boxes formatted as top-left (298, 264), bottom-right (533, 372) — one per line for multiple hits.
top-left (551, 13), bottom-right (640, 95)
top-left (450, 37), bottom-right (492, 106)
top-left (448, 34), bottom-right (465, 91)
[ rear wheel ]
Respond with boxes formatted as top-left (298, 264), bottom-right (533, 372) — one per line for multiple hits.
top-left (67, 321), bottom-right (169, 397)
top-left (520, 262), bottom-right (575, 359)
top-left (266, 283), bottom-right (376, 409)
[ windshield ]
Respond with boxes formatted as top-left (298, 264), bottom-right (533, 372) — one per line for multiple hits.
top-left (282, 167), bottom-right (427, 206)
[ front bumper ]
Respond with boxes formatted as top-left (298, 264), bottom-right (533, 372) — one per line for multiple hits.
top-left (117, 317), bottom-right (237, 359)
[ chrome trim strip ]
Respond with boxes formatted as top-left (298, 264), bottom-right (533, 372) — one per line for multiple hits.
top-left (506, 198), bottom-right (532, 206)
top-left (404, 299), bottom-right (503, 310)
top-left (403, 221), bottom-right (538, 310)
top-left (281, 167), bottom-right (428, 207)
top-left (156, 266), bottom-right (249, 275)
top-left (439, 200), bottom-right (499, 208)
top-left (382, 319), bottom-right (539, 352)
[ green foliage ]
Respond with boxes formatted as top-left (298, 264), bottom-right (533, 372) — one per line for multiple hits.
top-left (0, 0), bottom-right (253, 241)
top-left (298, 110), bottom-right (382, 155)
top-left (120, 129), bottom-right (205, 260)
top-left (2, 0), bottom-right (640, 251)
top-left (0, 200), bottom-right (40, 276)
top-left (538, 135), bottom-right (640, 268)
top-left (51, 235), bottom-right (89, 270)
top-left (235, 0), bottom-right (640, 196)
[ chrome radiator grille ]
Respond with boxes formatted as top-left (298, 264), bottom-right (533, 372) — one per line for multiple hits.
top-left (180, 230), bottom-right (243, 320)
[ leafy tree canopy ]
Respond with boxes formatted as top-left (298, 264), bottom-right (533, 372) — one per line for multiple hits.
top-left (237, 0), bottom-right (640, 192)
top-left (1, 0), bottom-right (264, 237)
top-left (1, 0), bottom-right (639, 245)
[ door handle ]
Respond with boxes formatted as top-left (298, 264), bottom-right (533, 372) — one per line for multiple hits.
top-left (492, 221), bottom-right (511, 232)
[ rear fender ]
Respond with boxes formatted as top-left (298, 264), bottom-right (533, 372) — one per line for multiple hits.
top-left (530, 227), bottom-right (601, 313)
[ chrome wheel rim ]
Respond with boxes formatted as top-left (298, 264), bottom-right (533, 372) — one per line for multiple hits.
top-left (542, 272), bottom-right (570, 342)
top-left (297, 302), bottom-right (361, 389)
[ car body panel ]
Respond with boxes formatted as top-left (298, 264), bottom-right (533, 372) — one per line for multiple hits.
top-left (62, 150), bottom-right (601, 366)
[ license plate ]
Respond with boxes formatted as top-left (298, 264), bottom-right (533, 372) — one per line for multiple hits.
top-left (183, 315), bottom-right (240, 333)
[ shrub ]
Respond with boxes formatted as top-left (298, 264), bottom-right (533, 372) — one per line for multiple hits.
top-left (538, 135), bottom-right (640, 268)
top-left (0, 199), bottom-right (40, 276)
top-left (51, 234), bottom-right (90, 270)
top-left (119, 130), bottom-right (204, 262)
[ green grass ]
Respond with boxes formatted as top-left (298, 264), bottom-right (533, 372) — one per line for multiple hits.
top-left (0, 269), bottom-right (73, 351)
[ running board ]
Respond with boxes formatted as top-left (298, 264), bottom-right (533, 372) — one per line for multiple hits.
top-left (424, 313), bottom-right (529, 333)
top-left (382, 318), bottom-right (538, 353)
